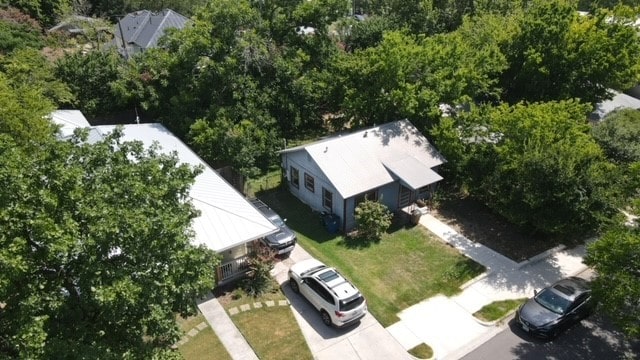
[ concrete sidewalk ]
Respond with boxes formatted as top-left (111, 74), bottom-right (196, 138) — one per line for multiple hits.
top-left (387, 214), bottom-right (590, 360)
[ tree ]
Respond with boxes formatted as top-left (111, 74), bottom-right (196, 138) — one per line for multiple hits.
top-left (333, 29), bottom-right (506, 128)
top-left (354, 199), bottom-right (393, 241)
top-left (451, 101), bottom-right (618, 235)
top-left (0, 129), bottom-right (219, 358)
top-left (1, 48), bottom-right (74, 106)
top-left (0, 73), bottom-right (57, 147)
top-left (0, 7), bottom-right (44, 53)
top-left (501, 1), bottom-right (640, 104)
top-left (54, 49), bottom-right (126, 117)
top-left (584, 226), bottom-right (640, 338)
top-left (592, 108), bottom-right (640, 163)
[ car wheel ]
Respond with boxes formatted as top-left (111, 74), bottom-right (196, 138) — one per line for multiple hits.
top-left (321, 310), bottom-right (332, 327)
top-left (290, 279), bottom-right (299, 293)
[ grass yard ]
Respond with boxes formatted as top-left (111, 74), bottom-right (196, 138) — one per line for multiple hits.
top-left (176, 313), bottom-right (231, 360)
top-left (473, 298), bottom-right (527, 322)
top-left (218, 284), bottom-right (313, 360)
top-left (259, 189), bottom-right (485, 326)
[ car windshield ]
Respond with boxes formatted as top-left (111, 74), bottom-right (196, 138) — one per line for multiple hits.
top-left (271, 216), bottom-right (285, 227)
top-left (535, 288), bottom-right (571, 314)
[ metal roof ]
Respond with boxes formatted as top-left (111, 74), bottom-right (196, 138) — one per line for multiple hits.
top-left (591, 91), bottom-right (640, 121)
top-left (116, 9), bottom-right (189, 50)
top-left (90, 123), bottom-right (278, 252)
top-left (49, 110), bottom-right (91, 139)
top-left (281, 120), bottom-right (445, 198)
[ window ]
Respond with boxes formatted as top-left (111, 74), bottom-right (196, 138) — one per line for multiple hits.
top-left (323, 188), bottom-right (333, 211)
top-left (290, 166), bottom-right (299, 188)
top-left (355, 189), bottom-right (378, 208)
top-left (304, 173), bottom-right (315, 192)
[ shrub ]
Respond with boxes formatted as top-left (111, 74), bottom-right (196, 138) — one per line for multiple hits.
top-left (354, 199), bottom-right (392, 241)
top-left (241, 246), bottom-right (276, 297)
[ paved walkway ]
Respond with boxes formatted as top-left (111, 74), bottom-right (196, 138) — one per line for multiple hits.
top-left (386, 214), bottom-right (590, 360)
top-left (197, 294), bottom-right (258, 360)
top-left (200, 212), bottom-right (590, 360)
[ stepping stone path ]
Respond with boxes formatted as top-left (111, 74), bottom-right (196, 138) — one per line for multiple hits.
top-left (175, 301), bottom-right (291, 349)
top-left (173, 321), bottom-right (209, 348)
top-left (227, 299), bottom-right (290, 316)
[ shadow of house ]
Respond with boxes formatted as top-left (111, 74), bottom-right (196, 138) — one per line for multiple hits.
top-left (280, 120), bottom-right (446, 232)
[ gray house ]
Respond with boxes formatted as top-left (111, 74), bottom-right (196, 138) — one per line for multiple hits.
top-left (280, 120), bottom-right (445, 231)
top-left (113, 9), bottom-right (189, 58)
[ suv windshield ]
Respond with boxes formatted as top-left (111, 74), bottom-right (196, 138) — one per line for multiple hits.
top-left (535, 288), bottom-right (571, 314)
top-left (271, 216), bottom-right (285, 227)
top-left (339, 295), bottom-right (364, 311)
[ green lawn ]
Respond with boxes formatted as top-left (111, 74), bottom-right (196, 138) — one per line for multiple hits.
top-left (176, 313), bottom-right (231, 360)
top-left (259, 189), bottom-right (485, 326)
top-left (221, 285), bottom-right (313, 360)
top-left (473, 298), bottom-right (527, 322)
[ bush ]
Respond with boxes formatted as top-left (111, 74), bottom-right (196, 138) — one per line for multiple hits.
top-left (241, 246), bottom-right (276, 297)
top-left (354, 199), bottom-right (392, 241)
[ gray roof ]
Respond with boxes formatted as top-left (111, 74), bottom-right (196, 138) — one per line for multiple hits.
top-left (115, 9), bottom-right (189, 50)
top-left (591, 91), bottom-right (640, 120)
top-left (93, 124), bottom-right (278, 252)
top-left (281, 120), bottom-right (445, 198)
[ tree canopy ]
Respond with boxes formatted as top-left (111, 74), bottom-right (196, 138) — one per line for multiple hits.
top-left (592, 108), bottom-right (640, 163)
top-left (0, 130), bottom-right (219, 358)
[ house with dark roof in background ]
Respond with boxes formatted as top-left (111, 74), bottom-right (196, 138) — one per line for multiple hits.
top-left (113, 9), bottom-right (189, 58)
top-left (280, 120), bottom-right (446, 232)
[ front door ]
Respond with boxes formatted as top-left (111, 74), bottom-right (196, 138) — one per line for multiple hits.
top-left (398, 184), bottom-right (412, 208)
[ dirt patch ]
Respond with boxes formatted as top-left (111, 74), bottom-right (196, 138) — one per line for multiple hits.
top-left (430, 196), bottom-right (558, 262)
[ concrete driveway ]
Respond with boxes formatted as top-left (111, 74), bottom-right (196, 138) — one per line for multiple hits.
top-left (272, 247), bottom-right (410, 360)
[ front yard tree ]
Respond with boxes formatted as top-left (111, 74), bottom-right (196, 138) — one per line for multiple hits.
top-left (592, 108), bottom-right (640, 164)
top-left (0, 129), bottom-right (219, 359)
top-left (469, 101), bottom-right (617, 236)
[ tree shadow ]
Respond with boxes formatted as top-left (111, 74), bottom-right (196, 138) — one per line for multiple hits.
top-left (507, 315), bottom-right (640, 360)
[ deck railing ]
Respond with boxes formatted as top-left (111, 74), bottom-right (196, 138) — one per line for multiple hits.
top-left (218, 255), bottom-right (250, 283)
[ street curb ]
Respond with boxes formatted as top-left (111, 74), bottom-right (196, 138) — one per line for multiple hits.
top-left (516, 244), bottom-right (566, 269)
top-left (442, 313), bottom-right (516, 360)
top-left (460, 270), bottom-right (492, 290)
top-left (472, 308), bottom-right (519, 327)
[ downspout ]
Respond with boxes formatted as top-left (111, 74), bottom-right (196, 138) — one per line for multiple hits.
top-left (342, 197), bottom-right (347, 232)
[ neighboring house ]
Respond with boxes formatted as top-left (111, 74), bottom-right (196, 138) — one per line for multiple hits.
top-left (113, 9), bottom-right (189, 58)
top-left (591, 91), bottom-right (640, 121)
top-left (49, 112), bottom-right (278, 285)
top-left (280, 120), bottom-right (445, 232)
top-left (49, 109), bottom-right (102, 142)
top-left (47, 15), bottom-right (100, 36)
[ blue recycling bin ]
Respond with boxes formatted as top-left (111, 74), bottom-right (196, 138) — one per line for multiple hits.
top-left (323, 213), bottom-right (340, 233)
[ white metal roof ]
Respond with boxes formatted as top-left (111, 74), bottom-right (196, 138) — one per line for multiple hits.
top-left (92, 123), bottom-right (277, 252)
top-left (49, 110), bottom-right (91, 138)
top-left (592, 91), bottom-right (640, 120)
top-left (281, 120), bottom-right (445, 198)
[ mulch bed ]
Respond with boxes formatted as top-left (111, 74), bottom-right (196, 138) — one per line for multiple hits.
top-left (430, 196), bottom-right (558, 262)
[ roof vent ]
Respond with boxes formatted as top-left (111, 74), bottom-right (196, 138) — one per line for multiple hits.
top-left (363, 131), bottom-right (368, 138)
top-left (324, 146), bottom-right (328, 153)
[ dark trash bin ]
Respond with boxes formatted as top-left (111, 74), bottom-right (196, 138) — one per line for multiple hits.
top-left (323, 213), bottom-right (340, 233)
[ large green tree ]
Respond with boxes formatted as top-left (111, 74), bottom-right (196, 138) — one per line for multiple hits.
top-left (501, 0), bottom-right (640, 104)
top-left (0, 129), bottom-right (219, 358)
top-left (332, 28), bottom-right (507, 128)
top-left (592, 108), bottom-right (640, 163)
top-left (435, 100), bottom-right (618, 236)
top-left (585, 224), bottom-right (640, 338)
top-left (54, 49), bottom-right (125, 117)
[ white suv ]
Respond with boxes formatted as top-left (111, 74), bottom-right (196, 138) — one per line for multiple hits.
top-left (289, 258), bottom-right (367, 327)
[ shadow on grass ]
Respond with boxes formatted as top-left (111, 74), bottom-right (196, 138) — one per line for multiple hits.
top-left (255, 188), bottom-right (340, 244)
